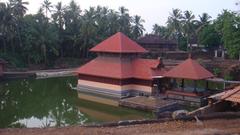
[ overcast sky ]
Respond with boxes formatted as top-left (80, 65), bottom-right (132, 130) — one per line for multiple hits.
top-left (1, 0), bottom-right (239, 32)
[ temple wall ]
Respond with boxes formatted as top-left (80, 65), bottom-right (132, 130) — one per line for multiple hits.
top-left (77, 79), bottom-right (152, 98)
top-left (78, 74), bottom-right (153, 86)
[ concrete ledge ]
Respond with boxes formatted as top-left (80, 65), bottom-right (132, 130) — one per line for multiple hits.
top-left (83, 111), bottom-right (240, 128)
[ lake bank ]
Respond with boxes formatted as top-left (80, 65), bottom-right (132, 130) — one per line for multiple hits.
top-left (1, 118), bottom-right (240, 135)
top-left (3, 68), bottom-right (77, 79)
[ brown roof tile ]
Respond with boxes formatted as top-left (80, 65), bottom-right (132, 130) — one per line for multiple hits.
top-left (77, 58), bottom-right (165, 80)
top-left (90, 32), bottom-right (148, 53)
top-left (163, 58), bottom-right (214, 80)
top-left (221, 86), bottom-right (240, 103)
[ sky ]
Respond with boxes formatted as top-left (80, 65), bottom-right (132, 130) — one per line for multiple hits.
top-left (1, 0), bottom-right (239, 33)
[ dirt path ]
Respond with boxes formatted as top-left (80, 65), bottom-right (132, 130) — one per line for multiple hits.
top-left (1, 119), bottom-right (240, 135)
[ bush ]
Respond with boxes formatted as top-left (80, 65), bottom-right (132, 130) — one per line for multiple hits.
top-left (0, 53), bottom-right (26, 68)
top-left (213, 68), bottom-right (221, 76)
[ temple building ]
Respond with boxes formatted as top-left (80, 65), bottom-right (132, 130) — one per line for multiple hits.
top-left (137, 34), bottom-right (177, 53)
top-left (77, 32), bottom-right (166, 103)
top-left (162, 57), bottom-right (214, 106)
top-left (137, 34), bottom-right (177, 58)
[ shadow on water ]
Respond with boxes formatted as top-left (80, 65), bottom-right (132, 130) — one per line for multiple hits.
top-left (0, 77), bottom-right (153, 128)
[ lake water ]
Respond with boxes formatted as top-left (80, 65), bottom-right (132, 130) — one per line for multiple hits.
top-left (0, 76), bottom-right (153, 128)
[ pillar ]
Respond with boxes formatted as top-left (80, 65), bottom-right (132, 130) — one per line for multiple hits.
top-left (221, 50), bottom-right (225, 59)
top-left (214, 50), bottom-right (218, 58)
top-left (206, 81), bottom-right (209, 91)
top-left (181, 79), bottom-right (184, 91)
top-left (157, 79), bottom-right (161, 94)
top-left (223, 80), bottom-right (226, 90)
top-left (194, 80), bottom-right (197, 92)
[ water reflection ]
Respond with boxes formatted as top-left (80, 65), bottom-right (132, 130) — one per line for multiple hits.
top-left (0, 77), bottom-right (87, 128)
top-left (0, 77), bottom-right (153, 128)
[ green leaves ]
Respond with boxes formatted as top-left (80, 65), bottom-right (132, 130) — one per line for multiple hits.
top-left (0, 0), bottom-right (146, 67)
top-left (215, 10), bottom-right (240, 58)
top-left (198, 24), bottom-right (221, 49)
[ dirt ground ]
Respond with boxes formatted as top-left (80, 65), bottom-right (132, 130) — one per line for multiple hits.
top-left (1, 119), bottom-right (240, 135)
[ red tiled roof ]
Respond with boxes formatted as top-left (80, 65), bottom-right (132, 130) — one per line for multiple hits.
top-left (77, 57), bottom-right (165, 80)
top-left (132, 59), bottom-right (164, 80)
top-left (90, 32), bottom-right (148, 53)
top-left (164, 58), bottom-right (214, 80)
top-left (221, 86), bottom-right (240, 103)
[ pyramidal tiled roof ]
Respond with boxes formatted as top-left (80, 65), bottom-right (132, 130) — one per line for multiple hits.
top-left (90, 32), bottom-right (148, 53)
top-left (164, 58), bottom-right (214, 80)
top-left (77, 57), bottom-right (164, 80)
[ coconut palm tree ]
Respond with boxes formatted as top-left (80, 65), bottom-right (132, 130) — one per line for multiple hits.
top-left (95, 6), bottom-right (110, 40)
top-left (182, 10), bottom-right (196, 51)
top-left (132, 15), bottom-right (145, 40)
top-left (118, 6), bottom-right (132, 36)
top-left (64, 0), bottom-right (81, 34)
top-left (107, 9), bottom-right (120, 35)
top-left (167, 8), bottom-right (183, 49)
top-left (0, 2), bottom-right (17, 53)
top-left (41, 0), bottom-right (52, 18)
top-left (152, 24), bottom-right (168, 38)
top-left (10, 0), bottom-right (29, 49)
top-left (199, 13), bottom-right (212, 25)
top-left (0, 2), bottom-right (10, 53)
top-left (52, 2), bottom-right (64, 28)
top-left (63, 0), bottom-right (81, 57)
top-left (196, 13), bottom-right (212, 33)
top-left (10, 0), bottom-right (29, 18)
top-left (52, 2), bottom-right (65, 57)
top-left (81, 7), bottom-right (97, 58)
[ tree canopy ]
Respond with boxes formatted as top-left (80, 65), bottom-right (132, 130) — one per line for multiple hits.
top-left (0, 0), bottom-right (145, 67)
top-left (0, 0), bottom-right (240, 68)
top-left (153, 8), bottom-right (240, 57)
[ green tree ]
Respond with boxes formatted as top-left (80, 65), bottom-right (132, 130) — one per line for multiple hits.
top-left (132, 15), bottom-right (145, 40)
top-left (107, 9), bottom-right (120, 35)
top-left (198, 24), bottom-right (221, 49)
top-left (41, 0), bottom-right (52, 18)
top-left (0, 0), bottom-right (146, 67)
top-left (0, 2), bottom-right (14, 53)
top-left (182, 10), bottom-right (196, 51)
top-left (10, 0), bottom-right (29, 50)
top-left (81, 7), bottom-right (98, 58)
top-left (152, 24), bottom-right (168, 38)
top-left (215, 10), bottom-right (240, 58)
top-left (196, 13), bottom-right (212, 32)
top-left (167, 9), bottom-right (183, 49)
top-left (10, 0), bottom-right (29, 18)
top-left (118, 6), bottom-right (132, 36)
top-left (52, 2), bottom-right (65, 57)
top-left (63, 0), bottom-right (82, 57)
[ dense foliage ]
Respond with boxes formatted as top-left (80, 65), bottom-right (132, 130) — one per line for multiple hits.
top-left (0, 0), bottom-right (239, 68)
top-left (0, 0), bottom-right (145, 67)
top-left (153, 9), bottom-right (240, 58)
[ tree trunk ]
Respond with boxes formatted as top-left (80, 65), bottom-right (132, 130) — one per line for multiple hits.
top-left (10, 38), bottom-right (15, 54)
top-left (2, 37), bottom-right (7, 53)
top-left (28, 54), bottom-right (31, 66)
top-left (61, 47), bottom-right (64, 58)
top-left (42, 44), bottom-right (47, 65)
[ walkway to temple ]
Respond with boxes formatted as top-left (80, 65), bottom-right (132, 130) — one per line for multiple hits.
top-left (119, 96), bottom-right (178, 112)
